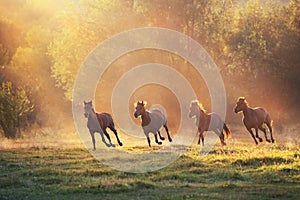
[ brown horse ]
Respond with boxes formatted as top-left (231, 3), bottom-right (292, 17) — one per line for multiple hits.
top-left (189, 100), bottom-right (231, 146)
top-left (134, 101), bottom-right (172, 147)
top-left (234, 97), bottom-right (275, 144)
top-left (84, 101), bottom-right (123, 150)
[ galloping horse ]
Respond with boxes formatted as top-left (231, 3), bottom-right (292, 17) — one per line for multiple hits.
top-left (84, 101), bottom-right (123, 150)
top-left (134, 101), bottom-right (172, 147)
top-left (234, 97), bottom-right (275, 144)
top-left (189, 100), bottom-right (231, 146)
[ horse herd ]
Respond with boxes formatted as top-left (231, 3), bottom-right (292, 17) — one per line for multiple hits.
top-left (84, 97), bottom-right (275, 150)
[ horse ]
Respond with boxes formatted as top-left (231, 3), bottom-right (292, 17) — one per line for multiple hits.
top-left (84, 100), bottom-right (123, 150)
top-left (134, 101), bottom-right (172, 147)
top-left (234, 97), bottom-right (275, 144)
top-left (189, 100), bottom-right (231, 146)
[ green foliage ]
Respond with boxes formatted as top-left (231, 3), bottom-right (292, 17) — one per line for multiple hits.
top-left (48, 0), bottom-right (141, 99)
top-left (0, 44), bottom-right (9, 66)
top-left (0, 82), bottom-right (34, 138)
top-left (0, 0), bottom-right (299, 127)
top-left (7, 20), bottom-right (68, 129)
top-left (47, 0), bottom-right (299, 101)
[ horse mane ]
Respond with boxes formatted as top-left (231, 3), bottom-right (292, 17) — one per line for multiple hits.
top-left (191, 100), bottom-right (206, 113)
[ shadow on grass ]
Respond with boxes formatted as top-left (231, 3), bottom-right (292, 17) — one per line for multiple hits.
top-left (232, 157), bottom-right (294, 167)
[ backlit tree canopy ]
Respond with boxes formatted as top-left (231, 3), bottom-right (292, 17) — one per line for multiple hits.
top-left (0, 0), bottom-right (299, 137)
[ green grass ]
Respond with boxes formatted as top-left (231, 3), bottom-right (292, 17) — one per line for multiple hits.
top-left (0, 141), bottom-right (299, 200)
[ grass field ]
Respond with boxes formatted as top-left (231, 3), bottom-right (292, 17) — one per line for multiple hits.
top-left (0, 133), bottom-right (299, 200)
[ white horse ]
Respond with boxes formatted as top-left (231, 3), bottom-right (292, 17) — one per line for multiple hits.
top-left (189, 100), bottom-right (231, 146)
top-left (84, 101), bottom-right (123, 150)
top-left (134, 101), bottom-right (172, 147)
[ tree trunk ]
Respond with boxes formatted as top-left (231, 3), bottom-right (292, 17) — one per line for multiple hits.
top-left (0, 120), bottom-right (16, 139)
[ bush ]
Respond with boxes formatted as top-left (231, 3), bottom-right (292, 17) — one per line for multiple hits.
top-left (0, 81), bottom-right (34, 138)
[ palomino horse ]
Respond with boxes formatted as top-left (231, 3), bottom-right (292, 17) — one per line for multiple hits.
top-left (234, 97), bottom-right (275, 144)
top-left (189, 100), bottom-right (231, 146)
top-left (84, 101), bottom-right (123, 150)
top-left (134, 101), bottom-right (172, 147)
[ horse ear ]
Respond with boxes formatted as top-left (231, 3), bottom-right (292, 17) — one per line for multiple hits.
top-left (84, 101), bottom-right (87, 104)
top-left (191, 100), bottom-right (198, 105)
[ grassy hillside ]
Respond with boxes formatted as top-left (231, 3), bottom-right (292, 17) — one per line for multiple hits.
top-left (0, 140), bottom-right (299, 200)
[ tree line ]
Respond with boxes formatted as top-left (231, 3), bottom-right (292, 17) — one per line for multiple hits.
top-left (0, 0), bottom-right (299, 138)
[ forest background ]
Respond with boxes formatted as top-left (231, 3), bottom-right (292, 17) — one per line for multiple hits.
top-left (0, 0), bottom-right (299, 141)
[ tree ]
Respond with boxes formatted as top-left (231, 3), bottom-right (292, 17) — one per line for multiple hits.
top-left (48, 0), bottom-right (142, 99)
top-left (9, 24), bottom-right (69, 127)
top-left (0, 82), bottom-right (34, 138)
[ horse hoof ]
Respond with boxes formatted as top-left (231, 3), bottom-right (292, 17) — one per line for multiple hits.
top-left (266, 139), bottom-right (271, 143)
top-left (272, 140), bottom-right (275, 143)
top-left (168, 138), bottom-right (172, 142)
top-left (259, 138), bottom-right (263, 142)
top-left (119, 142), bottom-right (123, 146)
top-left (160, 137), bottom-right (165, 141)
top-left (158, 142), bottom-right (162, 145)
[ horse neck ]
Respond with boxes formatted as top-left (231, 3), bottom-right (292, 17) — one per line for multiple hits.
top-left (199, 109), bottom-right (209, 119)
top-left (242, 105), bottom-right (251, 117)
top-left (194, 107), bottom-right (207, 125)
top-left (88, 108), bottom-right (97, 121)
top-left (141, 109), bottom-right (150, 126)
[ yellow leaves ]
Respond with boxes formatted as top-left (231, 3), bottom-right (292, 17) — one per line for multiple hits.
top-left (25, 26), bottom-right (52, 51)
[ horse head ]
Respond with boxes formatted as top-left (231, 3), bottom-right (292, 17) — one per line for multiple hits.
top-left (189, 100), bottom-right (201, 118)
top-left (134, 101), bottom-right (147, 118)
top-left (234, 97), bottom-right (247, 113)
top-left (84, 100), bottom-right (93, 118)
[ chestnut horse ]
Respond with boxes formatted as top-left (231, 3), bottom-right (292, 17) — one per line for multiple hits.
top-left (134, 101), bottom-right (172, 147)
top-left (84, 101), bottom-right (123, 150)
top-left (234, 97), bottom-right (275, 144)
top-left (189, 100), bottom-right (231, 146)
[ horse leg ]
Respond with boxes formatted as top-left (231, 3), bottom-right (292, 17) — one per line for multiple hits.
top-left (197, 131), bottom-right (204, 145)
top-left (255, 128), bottom-right (263, 142)
top-left (246, 128), bottom-right (258, 145)
top-left (103, 128), bottom-right (114, 147)
top-left (144, 132), bottom-right (151, 147)
top-left (147, 135), bottom-right (151, 147)
top-left (259, 126), bottom-right (271, 143)
top-left (89, 130), bottom-right (96, 150)
top-left (197, 132), bottom-right (201, 145)
top-left (108, 125), bottom-right (123, 146)
top-left (164, 124), bottom-right (172, 142)
top-left (266, 122), bottom-right (275, 143)
top-left (216, 129), bottom-right (226, 146)
top-left (154, 132), bottom-right (162, 145)
top-left (157, 130), bottom-right (165, 140)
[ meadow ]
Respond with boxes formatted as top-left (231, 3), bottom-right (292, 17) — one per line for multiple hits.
top-left (0, 131), bottom-right (299, 200)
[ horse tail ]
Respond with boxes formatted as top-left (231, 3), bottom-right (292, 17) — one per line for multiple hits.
top-left (265, 112), bottom-right (273, 132)
top-left (265, 112), bottom-right (272, 124)
top-left (223, 123), bottom-right (231, 139)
